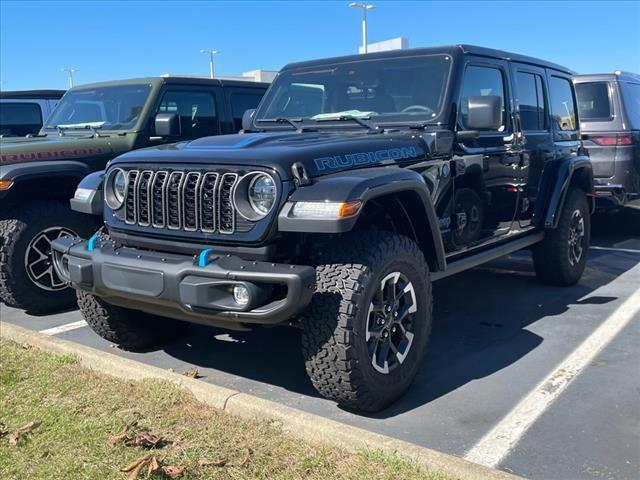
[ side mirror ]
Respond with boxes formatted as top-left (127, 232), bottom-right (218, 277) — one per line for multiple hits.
top-left (155, 113), bottom-right (180, 137)
top-left (241, 109), bottom-right (256, 132)
top-left (466, 95), bottom-right (503, 130)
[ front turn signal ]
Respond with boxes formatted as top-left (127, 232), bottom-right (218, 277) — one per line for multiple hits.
top-left (0, 180), bottom-right (14, 191)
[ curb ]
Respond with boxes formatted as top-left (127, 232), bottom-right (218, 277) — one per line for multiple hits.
top-left (0, 321), bottom-right (521, 480)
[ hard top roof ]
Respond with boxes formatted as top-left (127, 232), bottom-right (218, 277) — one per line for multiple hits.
top-left (0, 89), bottom-right (66, 99)
top-left (67, 76), bottom-right (270, 91)
top-left (282, 44), bottom-right (575, 75)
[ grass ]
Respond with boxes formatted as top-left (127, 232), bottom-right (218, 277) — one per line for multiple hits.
top-left (0, 339), bottom-right (456, 480)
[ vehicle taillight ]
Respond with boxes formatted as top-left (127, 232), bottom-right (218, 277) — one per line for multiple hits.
top-left (589, 133), bottom-right (634, 146)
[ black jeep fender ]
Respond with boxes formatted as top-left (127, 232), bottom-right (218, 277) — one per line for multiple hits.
top-left (0, 161), bottom-right (91, 214)
top-left (278, 166), bottom-right (446, 272)
top-left (533, 155), bottom-right (594, 229)
top-left (69, 170), bottom-right (104, 215)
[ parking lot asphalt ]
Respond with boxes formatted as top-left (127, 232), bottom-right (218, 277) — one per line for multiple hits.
top-left (2, 220), bottom-right (639, 480)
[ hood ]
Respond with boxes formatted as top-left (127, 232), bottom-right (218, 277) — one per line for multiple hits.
top-left (0, 134), bottom-right (116, 166)
top-left (113, 130), bottom-right (434, 180)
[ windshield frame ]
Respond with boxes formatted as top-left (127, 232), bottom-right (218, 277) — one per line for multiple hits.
top-left (42, 82), bottom-right (156, 133)
top-left (254, 53), bottom-right (454, 130)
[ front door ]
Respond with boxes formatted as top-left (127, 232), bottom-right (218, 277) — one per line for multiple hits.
top-left (449, 59), bottom-right (522, 252)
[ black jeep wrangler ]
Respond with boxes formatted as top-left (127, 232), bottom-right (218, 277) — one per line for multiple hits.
top-left (52, 45), bottom-right (593, 411)
top-left (0, 77), bottom-right (267, 313)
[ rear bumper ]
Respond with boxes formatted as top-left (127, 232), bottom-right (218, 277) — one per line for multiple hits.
top-left (593, 183), bottom-right (640, 209)
top-left (51, 236), bottom-right (316, 329)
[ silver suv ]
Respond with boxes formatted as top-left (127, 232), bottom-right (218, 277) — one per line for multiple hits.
top-left (575, 72), bottom-right (640, 211)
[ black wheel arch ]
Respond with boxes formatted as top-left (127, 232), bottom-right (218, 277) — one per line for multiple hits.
top-left (533, 155), bottom-right (594, 229)
top-left (0, 161), bottom-right (90, 215)
top-left (278, 167), bottom-right (446, 272)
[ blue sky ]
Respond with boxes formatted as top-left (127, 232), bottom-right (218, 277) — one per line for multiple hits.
top-left (1, 0), bottom-right (639, 90)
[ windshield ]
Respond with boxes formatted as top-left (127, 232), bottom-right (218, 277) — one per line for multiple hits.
top-left (45, 84), bottom-right (151, 131)
top-left (256, 54), bottom-right (451, 127)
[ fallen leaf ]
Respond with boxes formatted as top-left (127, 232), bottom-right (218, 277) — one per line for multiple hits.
top-left (147, 455), bottom-right (160, 476)
top-left (197, 458), bottom-right (226, 467)
top-left (162, 465), bottom-right (187, 477)
top-left (108, 420), bottom-right (137, 445)
top-left (239, 448), bottom-right (251, 467)
top-left (120, 454), bottom-right (151, 472)
top-left (8, 420), bottom-right (41, 445)
top-left (126, 430), bottom-right (166, 449)
top-left (181, 367), bottom-right (200, 378)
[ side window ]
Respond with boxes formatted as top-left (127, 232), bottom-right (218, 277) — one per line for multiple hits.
top-left (459, 65), bottom-right (506, 131)
top-left (157, 90), bottom-right (218, 139)
top-left (230, 92), bottom-right (264, 131)
top-left (516, 71), bottom-right (547, 131)
top-left (0, 103), bottom-right (43, 137)
top-left (575, 82), bottom-right (612, 121)
top-left (548, 76), bottom-right (577, 131)
top-left (620, 82), bottom-right (640, 129)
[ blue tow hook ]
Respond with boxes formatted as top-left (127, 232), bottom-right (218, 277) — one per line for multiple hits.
top-left (197, 248), bottom-right (216, 267)
top-left (87, 234), bottom-right (100, 252)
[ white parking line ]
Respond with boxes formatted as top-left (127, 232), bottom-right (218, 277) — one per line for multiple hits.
top-left (463, 270), bottom-right (640, 468)
top-left (590, 246), bottom-right (640, 254)
top-left (39, 320), bottom-right (88, 336)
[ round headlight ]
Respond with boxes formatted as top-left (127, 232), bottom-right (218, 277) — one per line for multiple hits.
top-left (113, 170), bottom-right (126, 203)
top-left (248, 174), bottom-right (276, 215)
top-left (105, 168), bottom-right (127, 210)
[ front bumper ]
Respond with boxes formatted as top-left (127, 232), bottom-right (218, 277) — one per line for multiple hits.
top-left (51, 236), bottom-right (316, 329)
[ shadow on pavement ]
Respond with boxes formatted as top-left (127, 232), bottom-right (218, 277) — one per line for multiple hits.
top-left (161, 224), bottom-right (639, 417)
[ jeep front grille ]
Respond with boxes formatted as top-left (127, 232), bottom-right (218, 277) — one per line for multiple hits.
top-left (122, 169), bottom-right (242, 235)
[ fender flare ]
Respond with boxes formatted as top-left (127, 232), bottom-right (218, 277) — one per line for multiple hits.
top-left (278, 166), bottom-right (446, 271)
top-left (536, 155), bottom-right (594, 229)
top-left (0, 160), bottom-right (91, 183)
top-left (69, 170), bottom-right (105, 215)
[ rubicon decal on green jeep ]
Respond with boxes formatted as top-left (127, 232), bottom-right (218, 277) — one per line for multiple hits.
top-left (52, 45), bottom-right (594, 412)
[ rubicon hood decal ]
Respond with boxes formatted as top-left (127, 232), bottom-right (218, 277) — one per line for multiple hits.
top-left (314, 147), bottom-right (419, 171)
top-left (0, 135), bottom-right (114, 165)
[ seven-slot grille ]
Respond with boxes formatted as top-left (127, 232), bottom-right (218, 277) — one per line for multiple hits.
top-left (122, 169), bottom-right (242, 235)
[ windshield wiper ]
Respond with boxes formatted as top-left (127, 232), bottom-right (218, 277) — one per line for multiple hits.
top-left (51, 124), bottom-right (107, 137)
top-left (257, 117), bottom-right (307, 132)
top-left (315, 115), bottom-right (378, 132)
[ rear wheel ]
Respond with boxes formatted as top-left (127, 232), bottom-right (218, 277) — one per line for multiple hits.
top-left (533, 188), bottom-right (591, 286)
top-left (77, 291), bottom-right (189, 351)
top-left (301, 232), bottom-right (433, 412)
top-left (0, 201), bottom-right (99, 313)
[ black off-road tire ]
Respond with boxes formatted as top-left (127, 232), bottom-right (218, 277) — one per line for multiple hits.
top-left (0, 201), bottom-right (100, 314)
top-left (301, 231), bottom-right (433, 412)
top-left (77, 291), bottom-right (189, 351)
top-left (533, 188), bottom-right (591, 286)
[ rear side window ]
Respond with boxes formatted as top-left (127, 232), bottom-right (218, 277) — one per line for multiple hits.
top-left (230, 92), bottom-right (264, 131)
top-left (575, 82), bottom-right (612, 121)
top-left (0, 102), bottom-right (43, 137)
top-left (516, 72), bottom-right (547, 131)
top-left (620, 82), bottom-right (640, 129)
top-left (157, 90), bottom-right (218, 139)
top-left (459, 65), bottom-right (506, 131)
top-left (549, 76), bottom-right (577, 131)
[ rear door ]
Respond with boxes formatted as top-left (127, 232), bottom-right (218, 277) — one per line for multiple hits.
top-left (510, 63), bottom-right (554, 228)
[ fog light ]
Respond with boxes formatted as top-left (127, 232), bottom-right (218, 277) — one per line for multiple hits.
top-left (233, 285), bottom-right (250, 306)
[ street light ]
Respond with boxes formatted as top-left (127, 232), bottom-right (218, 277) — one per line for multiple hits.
top-left (61, 68), bottom-right (77, 88)
top-left (199, 49), bottom-right (219, 79)
top-left (349, 3), bottom-right (375, 54)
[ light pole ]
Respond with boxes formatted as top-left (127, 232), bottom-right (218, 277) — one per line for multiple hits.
top-left (61, 68), bottom-right (77, 88)
top-left (349, 3), bottom-right (375, 54)
top-left (200, 49), bottom-right (219, 79)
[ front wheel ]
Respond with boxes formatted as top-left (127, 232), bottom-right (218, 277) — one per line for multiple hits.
top-left (533, 188), bottom-right (591, 286)
top-left (0, 201), bottom-right (100, 313)
top-left (301, 232), bottom-right (433, 412)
